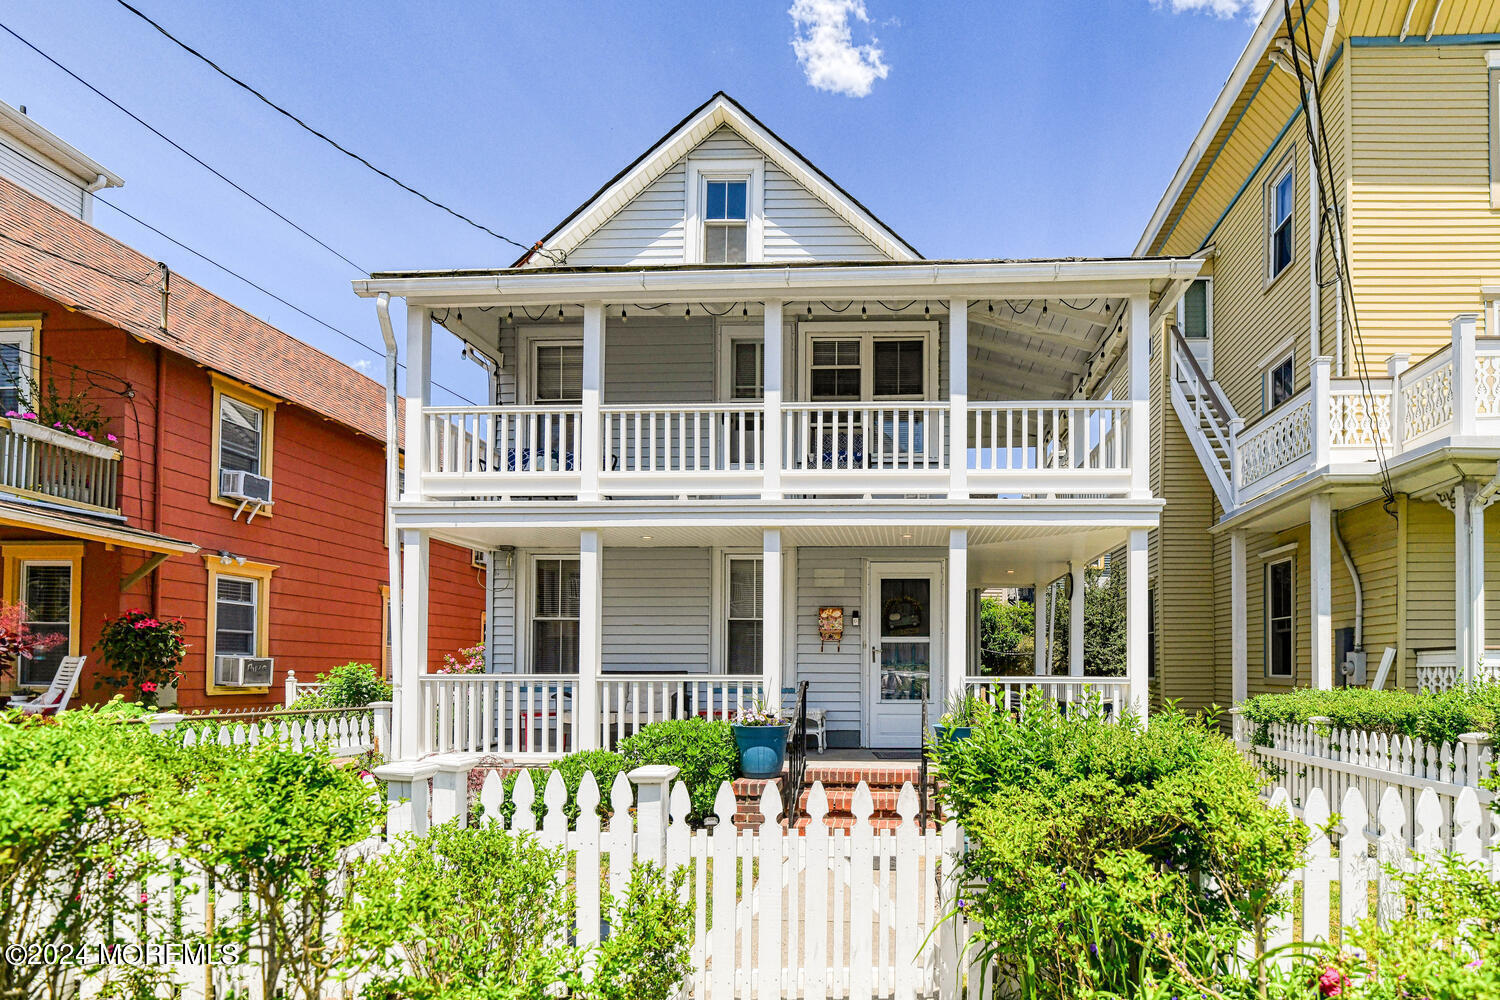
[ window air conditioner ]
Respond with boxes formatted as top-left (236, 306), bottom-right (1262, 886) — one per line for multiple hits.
top-left (215, 655), bottom-right (275, 688)
top-left (220, 470), bottom-right (273, 504)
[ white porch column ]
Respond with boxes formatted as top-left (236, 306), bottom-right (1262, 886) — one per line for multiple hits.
top-left (397, 527), bottom-right (429, 759)
top-left (1126, 528), bottom-right (1149, 718)
top-left (1033, 581), bottom-right (1049, 675)
top-left (1231, 530), bottom-right (1248, 706)
top-left (949, 299), bottom-right (969, 500)
top-left (1469, 493), bottom-right (1487, 682)
top-left (762, 528), bottom-right (784, 710)
top-left (581, 302), bottom-right (605, 501)
top-left (1310, 357), bottom-right (1331, 469)
top-left (1454, 314), bottom-right (1479, 436)
top-left (1128, 294), bottom-right (1151, 498)
top-left (762, 301), bottom-right (783, 499)
top-left (1452, 482), bottom-right (1474, 682)
top-left (402, 305), bottom-right (431, 501)
top-left (1069, 561), bottom-right (1086, 677)
top-left (947, 528), bottom-right (969, 707)
top-left (1310, 494), bottom-right (1334, 689)
top-left (577, 529), bottom-right (603, 750)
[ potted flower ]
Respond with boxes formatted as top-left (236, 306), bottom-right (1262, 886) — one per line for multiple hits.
top-left (94, 610), bottom-right (187, 709)
top-left (731, 702), bottom-right (790, 779)
top-left (932, 692), bottom-right (988, 744)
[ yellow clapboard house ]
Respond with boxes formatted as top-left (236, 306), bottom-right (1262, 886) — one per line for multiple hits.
top-left (1135, 0), bottom-right (1500, 704)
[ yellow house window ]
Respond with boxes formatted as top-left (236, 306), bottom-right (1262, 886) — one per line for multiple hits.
top-left (2, 542), bottom-right (82, 689)
top-left (203, 554), bottom-right (276, 695)
top-left (209, 373), bottom-right (278, 513)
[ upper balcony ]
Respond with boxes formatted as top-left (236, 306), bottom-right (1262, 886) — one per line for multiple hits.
top-left (1230, 316), bottom-right (1500, 505)
top-left (0, 415), bottom-right (121, 514)
top-left (363, 259), bottom-right (1201, 510)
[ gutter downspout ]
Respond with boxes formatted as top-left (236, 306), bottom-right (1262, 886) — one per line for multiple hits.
top-left (376, 292), bottom-right (404, 758)
top-left (1332, 511), bottom-right (1362, 652)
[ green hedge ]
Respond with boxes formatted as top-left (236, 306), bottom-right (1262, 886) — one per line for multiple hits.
top-left (1239, 683), bottom-right (1500, 745)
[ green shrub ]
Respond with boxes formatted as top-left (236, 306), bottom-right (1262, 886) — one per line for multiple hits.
top-left (0, 702), bottom-right (168, 1000)
top-left (585, 863), bottom-right (694, 1000)
top-left (289, 661), bottom-right (391, 710)
top-left (619, 717), bottom-right (737, 822)
top-left (1239, 682), bottom-right (1500, 745)
top-left (492, 749), bottom-right (626, 828)
top-left (930, 693), bottom-right (1306, 1000)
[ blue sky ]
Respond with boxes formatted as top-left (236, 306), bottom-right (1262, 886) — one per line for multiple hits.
top-left (0, 0), bottom-right (1266, 404)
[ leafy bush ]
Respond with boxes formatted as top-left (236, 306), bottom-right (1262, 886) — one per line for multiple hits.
top-left (346, 825), bottom-right (692, 1000)
top-left (491, 749), bottom-right (627, 828)
top-left (93, 609), bottom-right (188, 706)
top-left (145, 740), bottom-right (382, 999)
top-left (1239, 682), bottom-right (1500, 745)
top-left (289, 661), bottom-right (391, 709)
top-left (930, 694), bottom-right (1306, 1000)
top-left (619, 717), bottom-right (737, 822)
top-left (0, 702), bottom-right (167, 1000)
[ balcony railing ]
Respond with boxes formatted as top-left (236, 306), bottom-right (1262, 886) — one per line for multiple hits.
top-left (418, 399), bottom-right (1138, 500)
top-left (1233, 321), bottom-right (1500, 504)
top-left (0, 417), bottom-right (121, 512)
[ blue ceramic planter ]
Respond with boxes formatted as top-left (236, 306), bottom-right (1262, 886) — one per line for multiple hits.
top-left (733, 723), bottom-right (790, 778)
top-left (932, 724), bottom-right (973, 744)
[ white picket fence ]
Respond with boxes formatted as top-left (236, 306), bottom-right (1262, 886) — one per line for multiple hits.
top-left (147, 705), bottom-right (386, 758)
top-left (1231, 709), bottom-right (1495, 850)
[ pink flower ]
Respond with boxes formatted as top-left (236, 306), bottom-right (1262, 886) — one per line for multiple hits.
top-left (3, 411), bottom-right (14, 418)
top-left (139, 681), bottom-right (158, 693)
top-left (1468, 959), bottom-right (1485, 971)
top-left (106, 434), bottom-right (117, 443)
top-left (139, 892), bottom-right (148, 904)
top-left (23, 413), bottom-right (36, 420)
top-left (1318, 967), bottom-right (1348, 997)
top-left (52, 421), bottom-right (62, 428)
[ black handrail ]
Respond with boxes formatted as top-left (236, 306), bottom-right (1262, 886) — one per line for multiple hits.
top-left (781, 681), bottom-right (810, 829)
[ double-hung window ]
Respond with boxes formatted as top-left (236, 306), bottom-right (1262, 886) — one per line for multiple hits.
top-left (18, 560), bottom-right (71, 687)
top-left (731, 340), bottom-right (763, 400)
top-left (1179, 279), bottom-right (1211, 340)
top-left (703, 180), bottom-right (748, 264)
top-left (1267, 158), bottom-right (1295, 281)
top-left (215, 575), bottom-right (259, 659)
top-left (533, 344), bottom-right (583, 405)
top-left (1263, 351), bottom-right (1295, 413)
top-left (211, 376), bottom-right (276, 507)
top-left (809, 339), bottom-right (862, 400)
top-left (0, 320), bottom-right (37, 414)
top-left (1265, 557), bottom-right (1295, 678)
top-left (725, 557), bottom-right (763, 675)
top-left (219, 397), bottom-right (264, 476)
top-left (532, 557), bottom-right (580, 673)
top-left (802, 326), bottom-right (933, 402)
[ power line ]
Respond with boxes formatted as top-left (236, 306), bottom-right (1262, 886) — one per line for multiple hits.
top-left (94, 196), bottom-right (478, 405)
top-left (112, 0), bottom-right (557, 263)
top-left (0, 20), bottom-right (365, 274)
top-left (0, 229), bottom-right (162, 286)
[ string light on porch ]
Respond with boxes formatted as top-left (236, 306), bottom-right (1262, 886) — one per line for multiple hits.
top-left (619, 308), bottom-right (627, 322)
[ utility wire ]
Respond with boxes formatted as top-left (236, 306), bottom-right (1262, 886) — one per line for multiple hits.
top-left (0, 229), bottom-right (162, 286)
top-left (94, 196), bottom-right (478, 405)
top-left (113, 0), bottom-right (557, 262)
top-left (0, 20), bottom-right (366, 274)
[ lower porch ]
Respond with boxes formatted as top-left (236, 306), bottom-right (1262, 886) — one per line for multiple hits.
top-left (395, 507), bottom-right (1153, 761)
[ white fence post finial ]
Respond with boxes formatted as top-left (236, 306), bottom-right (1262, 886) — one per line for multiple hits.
top-left (284, 671), bottom-right (297, 706)
top-left (629, 765), bottom-right (680, 869)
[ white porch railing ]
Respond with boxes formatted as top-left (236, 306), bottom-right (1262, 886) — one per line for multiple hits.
top-left (781, 403), bottom-right (949, 477)
top-left (600, 405), bottom-right (764, 492)
top-left (423, 406), bottom-right (581, 495)
top-left (419, 674), bottom-right (577, 756)
top-left (597, 674), bottom-right (764, 749)
top-left (0, 416), bottom-right (121, 512)
top-left (963, 675), bottom-right (1132, 716)
top-left (1414, 648), bottom-right (1500, 692)
top-left (966, 402), bottom-right (1132, 494)
top-left (1232, 322), bottom-right (1500, 505)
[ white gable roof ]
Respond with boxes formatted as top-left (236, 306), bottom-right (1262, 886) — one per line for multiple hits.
top-left (519, 92), bottom-right (920, 267)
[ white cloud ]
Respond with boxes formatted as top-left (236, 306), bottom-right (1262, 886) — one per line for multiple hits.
top-left (1154, 0), bottom-right (1274, 18)
top-left (789, 0), bottom-right (890, 98)
top-left (352, 358), bottom-right (373, 372)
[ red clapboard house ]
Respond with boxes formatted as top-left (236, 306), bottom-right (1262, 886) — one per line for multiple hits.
top-left (0, 105), bottom-right (484, 711)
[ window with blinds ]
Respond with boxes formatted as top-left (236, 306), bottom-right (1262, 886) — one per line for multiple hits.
top-left (1180, 279), bottom-right (1211, 339)
top-left (0, 330), bottom-right (31, 415)
top-left (533, 557), bottom-right (580, 673)
top-left (872, 339), bottom-right (924, 397)
top-left (809, 340), bottom-right (861, 400)
top-left (215, 576), bottom-right (259, 657)
top-left (732, 341), bottom-right (763, 399)
top-left (219, 396), bottom-right (264, 475)
top-left (533, 344), bottom-right (583, 405)
top-left (19, 561), bottom-right (70, 687)
top-left (725, 556), bottom-right (763, 675)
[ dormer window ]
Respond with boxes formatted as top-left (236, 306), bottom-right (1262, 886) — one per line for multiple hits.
top-left (704, 180), bottom-right (748, 263)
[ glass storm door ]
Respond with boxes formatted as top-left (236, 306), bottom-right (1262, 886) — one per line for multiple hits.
top-left (867, 565), bottom-right (941, 748)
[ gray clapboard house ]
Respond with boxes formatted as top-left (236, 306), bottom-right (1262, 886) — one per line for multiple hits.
top-left (356, 93), bottom-right (1200, 759)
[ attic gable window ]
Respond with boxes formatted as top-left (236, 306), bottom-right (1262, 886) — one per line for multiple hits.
top-left (704, 180), bottom-right (748, 263)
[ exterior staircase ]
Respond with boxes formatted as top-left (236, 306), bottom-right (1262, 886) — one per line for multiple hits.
top-left (732, 761), bottom-right (935, 832)
top-left (1169, 328), bottom-right (1239, 511)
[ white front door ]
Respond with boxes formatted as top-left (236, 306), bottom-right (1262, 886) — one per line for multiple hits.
top-left (866, 562), bottom-right (942, 748)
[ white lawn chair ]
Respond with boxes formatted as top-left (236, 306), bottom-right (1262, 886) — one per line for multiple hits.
top-left (9, 655), bottom-right (85, 714)
top-left (782, 684), bottom-right (827, 754)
